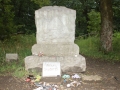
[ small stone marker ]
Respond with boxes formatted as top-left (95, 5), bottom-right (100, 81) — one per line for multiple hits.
top-left (6, 53), bottom-right (18, 62)
top-left (42, 62), bottom-right (61, 77)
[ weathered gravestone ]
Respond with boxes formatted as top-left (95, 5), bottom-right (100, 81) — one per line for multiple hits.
top-left (24, 6), bottom-right (86, 73)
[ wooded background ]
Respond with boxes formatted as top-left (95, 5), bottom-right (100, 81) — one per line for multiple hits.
top-left (0, 0), bottom-right (120, 53)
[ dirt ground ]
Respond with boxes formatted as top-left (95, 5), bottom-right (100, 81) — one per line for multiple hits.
top-left (0, 56), bottom-right (120, 90)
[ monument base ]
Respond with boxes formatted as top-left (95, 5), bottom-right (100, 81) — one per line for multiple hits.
top-left (24, 55), bottom-right (86, 73)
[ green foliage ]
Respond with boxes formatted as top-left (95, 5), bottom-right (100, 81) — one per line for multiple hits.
top-left (75, 36), bottom-right (100, 57)
top-left (113, 0), bottom-right (120, 32)
top-left (10, 0), bottom-right (51, 35)
top-left (0, 34), bottom-right (36, 74)
top-left (0, 0), bottom-right (15, 40)
top-left (31, 0), bottom-right (51, 7)
top-left (87, 10), bottom-right (101, 35)
top-left (12, 67), bottom-right (29, 78)
top-left (75, 34), bottom-right (120, 62)
top-left (12, 66), bottom-right (40, 78)
top-left (113, 32), bottom-right (120, 52)
top-left (11, 0), bottom-right (40, 34)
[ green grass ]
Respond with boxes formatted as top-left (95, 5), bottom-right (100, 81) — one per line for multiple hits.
top-left (75, 34), bottom-right (120, 62)
top-left (0, 34), bottom-right (36, 75)
top-left (12, 67), bottom-right (29, 78)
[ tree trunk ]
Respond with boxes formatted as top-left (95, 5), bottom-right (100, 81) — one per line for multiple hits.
top-left (100, 0), bottom-right (113, 53)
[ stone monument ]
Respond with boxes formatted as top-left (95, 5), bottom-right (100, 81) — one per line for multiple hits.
top-left (24, 6), bottom-right (86, 73)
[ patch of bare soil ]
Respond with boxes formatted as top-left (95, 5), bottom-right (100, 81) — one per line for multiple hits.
top-left (0, 57), bottom-right (120, 90)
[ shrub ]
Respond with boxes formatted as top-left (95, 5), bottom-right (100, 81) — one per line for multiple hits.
top-left (87, 10), bottom-right (101, 36)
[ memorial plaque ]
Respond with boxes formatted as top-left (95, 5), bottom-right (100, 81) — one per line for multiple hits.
top-left (42, 62), bottom-right (61, 77)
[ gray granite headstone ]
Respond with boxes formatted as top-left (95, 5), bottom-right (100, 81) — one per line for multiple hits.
top-left (24, 6), bottom-right (86, 73)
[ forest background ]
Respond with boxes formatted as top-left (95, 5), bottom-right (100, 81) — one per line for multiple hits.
top-left (1, 0), bottom-right (120, 39)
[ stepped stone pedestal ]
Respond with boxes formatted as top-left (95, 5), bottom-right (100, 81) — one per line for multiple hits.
top-left (24, 6), bottom-right (86, 73)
